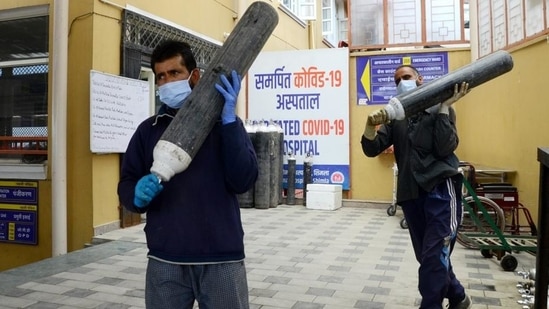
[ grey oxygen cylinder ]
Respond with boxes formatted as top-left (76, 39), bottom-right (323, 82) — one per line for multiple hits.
top-left (237, 119), bottom-right (256, 208)
top-left (253, 121), bottom-right (271, 209)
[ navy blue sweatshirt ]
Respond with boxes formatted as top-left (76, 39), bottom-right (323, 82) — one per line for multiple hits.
top-left (361, 108), bottom-right (459, 204)
top-left (118, 105), bottom-right (258, 263)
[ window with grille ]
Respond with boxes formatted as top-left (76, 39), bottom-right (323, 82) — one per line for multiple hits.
top-left (476, 0), bottom-right (549, 58)
top-left (279, 0), bottom-right (347, 46)
top-left (281, 0), bottom-right (298, 14)
top-left (0, 6), bottom-right (49, 164)
top-left (322, 0), bottom-right (334, 41)
top-left (348, 0), bottom-right (468, 50)
top-left (121, 10), bottom-right (220, 114)
top-left (280, 0), bottom-right (317, 20)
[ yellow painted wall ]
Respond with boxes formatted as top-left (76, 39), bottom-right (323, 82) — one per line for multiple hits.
top-left (88, 1), bottom-right (124, 236)
top-left (268, 8), bottom-right (310, 50)
top-left (66, 0), bottom-right (95, 251)
top-left (0, 1), bottom-right (44, 7)
top-left (122, 0), bottom-right (236, 43)
top-left (456, 39), bottom-right (549, 221)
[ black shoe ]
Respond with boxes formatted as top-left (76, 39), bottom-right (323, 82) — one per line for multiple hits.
top-left (448, 294), bottom-right (472, 309)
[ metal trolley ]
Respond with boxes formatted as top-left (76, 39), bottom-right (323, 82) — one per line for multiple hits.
top-left (386, 163), bottom-right (408, 229)
top-left (456, 163), bottom-right (537, 271)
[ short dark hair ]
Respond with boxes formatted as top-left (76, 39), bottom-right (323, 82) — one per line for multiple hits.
top-left (150, 40), bottom-right (197, 74)
top-left (395, 64), bottom-right (420, 76)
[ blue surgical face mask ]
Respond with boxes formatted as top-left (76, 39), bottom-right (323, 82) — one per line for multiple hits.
top-left (396, 79), bottom-right (418, 95)
top-left (158, 78), bottom-right (192, 109)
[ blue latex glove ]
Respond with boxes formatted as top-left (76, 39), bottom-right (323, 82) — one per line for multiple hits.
top-left (133, 174), bottom-right (163, 208)
top-left (215, 70), bottom-right (241, 125)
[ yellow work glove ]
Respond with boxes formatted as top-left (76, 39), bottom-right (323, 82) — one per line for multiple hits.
top-left (363, 109), bottom-right (388, 140)
top-left (440, 82), bottom-right (470, 114)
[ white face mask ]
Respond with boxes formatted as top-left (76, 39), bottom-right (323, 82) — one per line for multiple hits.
top-left (158, 78), bottom-right (192, 109)
top-left (396, 79), bottom-right (417, 95)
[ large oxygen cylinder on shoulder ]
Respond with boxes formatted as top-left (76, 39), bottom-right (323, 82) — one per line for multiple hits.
top-left (149, 2), bottom-right (279, 182)
top-left (384, 50), bottom-right (514, 121)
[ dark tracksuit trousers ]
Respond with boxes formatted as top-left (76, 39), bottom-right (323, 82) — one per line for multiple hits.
top-left (400, 176), bottom-right (466, 309)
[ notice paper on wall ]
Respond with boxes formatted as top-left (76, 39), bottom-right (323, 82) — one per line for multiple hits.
top-left (89, 70), bottom-right (150, 153)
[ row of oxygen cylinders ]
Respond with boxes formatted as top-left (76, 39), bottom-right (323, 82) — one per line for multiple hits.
top-left (237, 120), bottom-right (313, 209)
top-left (516, 268), bottom-right (548, 308)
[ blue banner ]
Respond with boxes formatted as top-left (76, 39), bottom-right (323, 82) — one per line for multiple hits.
top-left (0, 181), bottom-right (38, 245)
top-left (356, 52), bottom-right (449, 105)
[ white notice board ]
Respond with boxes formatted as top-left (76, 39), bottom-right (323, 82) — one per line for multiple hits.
top-left (90, 70), bottom-right (150, 153)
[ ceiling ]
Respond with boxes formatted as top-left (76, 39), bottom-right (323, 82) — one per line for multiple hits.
top-left (0, 16), bottom-right (48, 62)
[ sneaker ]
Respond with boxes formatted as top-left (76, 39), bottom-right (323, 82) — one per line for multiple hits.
top-left (448, 294), bottom-right (472, 309)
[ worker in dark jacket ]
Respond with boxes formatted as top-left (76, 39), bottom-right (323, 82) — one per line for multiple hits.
top-left (361, 64), bottom-right (472, 309)
top-left (118, 40), bottom-right (258, 309)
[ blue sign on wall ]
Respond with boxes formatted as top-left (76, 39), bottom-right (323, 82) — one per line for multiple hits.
top-left (0, 181), bottom-right (38, 245)
top-left (356, 52), bottom-right (449, 105)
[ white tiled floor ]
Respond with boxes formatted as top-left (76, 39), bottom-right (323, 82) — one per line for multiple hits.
top-left (0, 205), bottom-right (538, 308)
